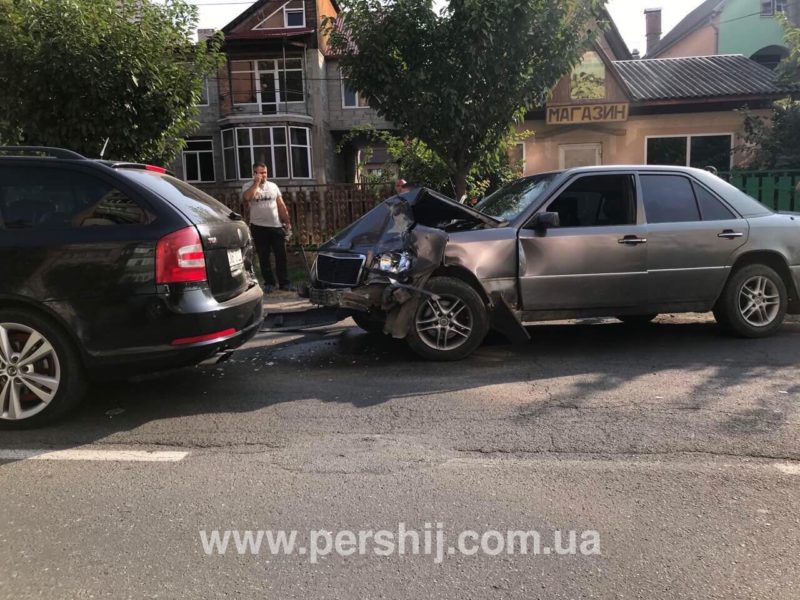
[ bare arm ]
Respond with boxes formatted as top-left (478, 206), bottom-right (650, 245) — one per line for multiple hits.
top-left (277, 195), bottom-right (291, 227)
top-left (242, 180), bottom-right (260, 203)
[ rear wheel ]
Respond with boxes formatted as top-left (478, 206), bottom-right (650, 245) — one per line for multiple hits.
top-left (713, 264), bottom-right (787, 338)
top-left (617, 314), bottom-right (658, 326)
top-left (406, 277), bottom-right (488, 361)
top-left (0, 308), bottom-right (86, 428)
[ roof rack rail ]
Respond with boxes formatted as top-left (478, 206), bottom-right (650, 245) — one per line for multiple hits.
top-left (0, 146), bottom-right (87, 160)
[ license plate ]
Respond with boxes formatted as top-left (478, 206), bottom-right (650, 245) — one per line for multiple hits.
top-left (227, 248), bottom-right (244, 275)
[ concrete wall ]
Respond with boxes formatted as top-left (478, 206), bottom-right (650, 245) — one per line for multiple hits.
top-left (325, 60), bottom-right (394, 132)
top-left (518, 109), bottom-right (771, 174)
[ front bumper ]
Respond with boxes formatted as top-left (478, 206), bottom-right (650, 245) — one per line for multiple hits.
top-left (309, 283), bottom-right (390, 313)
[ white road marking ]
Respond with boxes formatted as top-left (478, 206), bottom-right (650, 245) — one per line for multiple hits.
top-left (0, 448), bottom-right (188, 462)
top-left (774, 463), bottom-right (800, 475)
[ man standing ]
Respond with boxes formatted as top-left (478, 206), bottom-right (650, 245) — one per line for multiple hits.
top-left (242, 163), bottom-right (293, 292)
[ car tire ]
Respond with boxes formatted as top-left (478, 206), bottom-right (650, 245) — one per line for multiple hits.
top-left (617, 314), bottom-right (658, 326)
top-left (351, 311), bottom-right (386, 335)
top-left (406, 277), bottom-right (488, 361)
top-left (0, 308), bottom-right (86, 429)
top-left (713, 264), bottom-right (788, 338)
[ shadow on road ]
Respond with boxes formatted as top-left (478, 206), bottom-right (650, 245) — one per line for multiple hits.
top-left (2, 316), bottom-right (799, 458)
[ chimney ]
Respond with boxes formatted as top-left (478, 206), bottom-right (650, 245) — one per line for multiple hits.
top-left (197, 28), bottom-right (215, 42)
top-left (631, 49), bottom-right (641, 60)
top-left (645, 8), bottom-right (662, 56)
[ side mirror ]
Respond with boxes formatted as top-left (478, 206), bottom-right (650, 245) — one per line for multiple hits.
top-left (530, 211), bottom-right (560, 231)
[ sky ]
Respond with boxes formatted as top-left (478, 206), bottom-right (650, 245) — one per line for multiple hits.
top-left (190, 0), bottom-right (709, 55)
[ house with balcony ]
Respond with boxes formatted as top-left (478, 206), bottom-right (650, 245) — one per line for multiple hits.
top-left (174, 0), bottom-right (395, 195)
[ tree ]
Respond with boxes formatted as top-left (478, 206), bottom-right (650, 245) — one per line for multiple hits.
top-left (739, 16), bottom-right (800, 169)
top-left (0, 0), bottom-right (223, 163)
top-left (341, 126), bottom-right (531, 198)
top-left (325, 0), bottom-right (605, 198)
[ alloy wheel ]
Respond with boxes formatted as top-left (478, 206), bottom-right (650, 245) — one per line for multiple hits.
top-left (0, 322), bottom-right (61, 421)
top-left (415, 294), bottom-right (474, 352)
top-left (738, 276), bottom-right (781, 327)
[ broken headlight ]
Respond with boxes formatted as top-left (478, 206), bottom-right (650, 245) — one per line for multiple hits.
top-left (375, 251), bottom-right (413, 274)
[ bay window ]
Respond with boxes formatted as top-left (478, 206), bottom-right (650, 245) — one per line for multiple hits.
top-left (221, 126), bottom-right (312, 181)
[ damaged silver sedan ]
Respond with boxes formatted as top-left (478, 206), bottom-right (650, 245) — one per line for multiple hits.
top-left (299, 166), bottom-right (800, 360)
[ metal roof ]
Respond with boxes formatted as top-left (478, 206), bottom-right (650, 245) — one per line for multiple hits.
top-left (613, 55), bottom-right (796, 101)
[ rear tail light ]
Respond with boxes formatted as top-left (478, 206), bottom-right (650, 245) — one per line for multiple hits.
top-left (156, 226), bottom-right (207, 284)
top-left (145, 164), bottom-right (167, 173)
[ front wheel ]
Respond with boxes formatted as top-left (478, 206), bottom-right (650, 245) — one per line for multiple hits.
top-left (406, 277), bottom-right (488, 361)
top-left (0, 308), bottom-right (86, 428)
top-left (713, 264), bottom-right (787, 338)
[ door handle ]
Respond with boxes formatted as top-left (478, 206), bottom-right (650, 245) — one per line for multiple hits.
top-left (618, 235), bottom-right (647, 245)
top-left (718, 230), bottom-right (744, 239)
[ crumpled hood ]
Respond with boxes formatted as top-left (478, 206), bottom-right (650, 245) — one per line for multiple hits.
top-left (319, 188), bottom-right (498, 256)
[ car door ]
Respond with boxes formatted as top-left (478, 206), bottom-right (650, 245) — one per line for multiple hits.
top-left (639, 173), bottom-right (748, 306)
top-left (518, 173), bottom-right (648, 313)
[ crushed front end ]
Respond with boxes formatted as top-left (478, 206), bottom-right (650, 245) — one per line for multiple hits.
top-left (309, 191), bottom-right (452, 338)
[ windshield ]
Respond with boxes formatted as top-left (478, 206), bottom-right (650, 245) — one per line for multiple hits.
top-left (476, 174), bottom-right (557, 221)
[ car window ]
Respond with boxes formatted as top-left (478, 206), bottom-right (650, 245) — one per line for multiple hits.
top-left (475, 174), bottom-right (557, 221)
top-left (116, 169), bottom-right (234, 224)
top-left (640, 174), bottom-right (700, 224)
top-left (0, 166), bottom-right (150, 229)
top-left (693, 182), bottom-right (736, 221)
top-left (546, 174), bottom-right (636, 227)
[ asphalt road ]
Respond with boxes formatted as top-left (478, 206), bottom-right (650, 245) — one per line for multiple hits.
top-left (1, 313), bottom-right (799, 599)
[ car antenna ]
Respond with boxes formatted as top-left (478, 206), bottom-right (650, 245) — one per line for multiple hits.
top-left (99, 138), bottom-right (110, 159)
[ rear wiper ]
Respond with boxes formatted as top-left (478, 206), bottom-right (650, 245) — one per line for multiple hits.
top-left (228, 211), bottom-right (244, 221)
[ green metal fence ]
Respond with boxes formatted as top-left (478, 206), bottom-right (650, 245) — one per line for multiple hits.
top-left (718, 170), bottom-right (800, 212)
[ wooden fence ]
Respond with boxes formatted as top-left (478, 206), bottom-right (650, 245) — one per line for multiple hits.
top-left (207, 183), bottom-right (392, 247)
top-left (720, 170), bottom-right (800, 212)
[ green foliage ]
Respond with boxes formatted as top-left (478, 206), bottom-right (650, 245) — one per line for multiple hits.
top-left (0, 0), bottom-right (224, 163)
top-left (740, 99), bottom-right (800, 169)
top-left (341, 125), bottom-right (531, 198)
top-left (325, 0), bottom-right (606, 197)
top-left (570, 72), bottom-right (605, 100)
top-left (777, 14), bottom-right (799, 83)
top-left (738, 17), bottom-right (800, 170)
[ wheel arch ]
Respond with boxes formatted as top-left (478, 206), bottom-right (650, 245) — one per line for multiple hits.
top-left (725, 251), bottom-right (799, 311)
top-left (430, 266), bottom-right (490, 305)
top-left (0, 296), bottom-right (87, 364)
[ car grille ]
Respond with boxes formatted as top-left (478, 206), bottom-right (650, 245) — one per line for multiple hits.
top-left (316, 253), bottom-right (365, 287)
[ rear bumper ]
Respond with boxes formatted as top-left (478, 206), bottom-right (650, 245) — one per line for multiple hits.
top-left (83, 284), bottom-right (264, 377)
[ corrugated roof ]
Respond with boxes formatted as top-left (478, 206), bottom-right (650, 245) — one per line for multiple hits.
top-left (613, 55), bottom-right (796, 101)
top-left (646, 0), bottom-right (723, 58)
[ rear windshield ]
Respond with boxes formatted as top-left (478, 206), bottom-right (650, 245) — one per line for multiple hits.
top-left (116, 169), bottom-right (236, 223)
